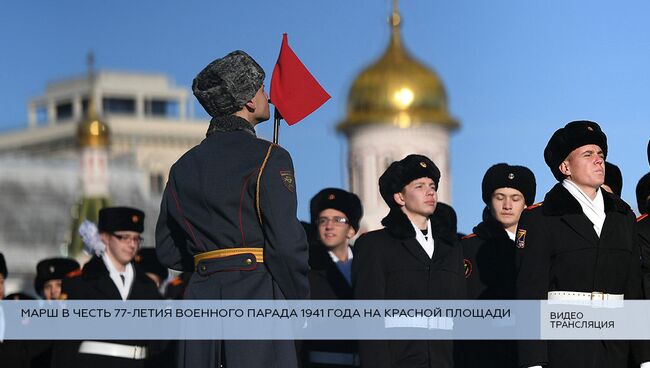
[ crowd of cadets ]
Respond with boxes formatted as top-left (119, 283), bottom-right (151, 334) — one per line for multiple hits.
top-left (0, 129), bottom-right (648, 368)
top-left (1, 45), bottom-right (649, 368)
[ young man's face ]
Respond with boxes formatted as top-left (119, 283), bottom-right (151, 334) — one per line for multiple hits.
top-left (395, 177), bottom-right (437, 219)
top-left (490, 187), bottom-right (526, 230)
top-left (101, 231), bottom-right (142, 267)
top-left (317, 208), bottom-right (355, 250)
top-left (42, 279), bottom-right (63, 300)
top-left (560, 144), bottom-right (605, 190)
top-left (251, 85), bottom-right (270, 123)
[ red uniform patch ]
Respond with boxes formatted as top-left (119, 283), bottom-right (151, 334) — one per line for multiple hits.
top-left (638, 213), bottom-right (648, 223)
top-left (66, 269), bottom-right (82, 278)
top-left (526, 202), bottom-right (543, 210)
top-left (461, 233), bottom-right (477, 240)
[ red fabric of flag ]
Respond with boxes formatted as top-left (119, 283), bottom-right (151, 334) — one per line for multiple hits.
top-left (270, 34), bottom-right (330, 125)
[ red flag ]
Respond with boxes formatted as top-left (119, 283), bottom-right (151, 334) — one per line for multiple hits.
top-left (270, 34), bottom-right (330, 125)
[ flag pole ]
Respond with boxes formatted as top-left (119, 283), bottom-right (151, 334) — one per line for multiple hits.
top-left (273, 105), bottom-right (282, 144)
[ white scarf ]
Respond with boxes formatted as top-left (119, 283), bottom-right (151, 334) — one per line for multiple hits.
top-left (411, 219), bottom-right (434, 258)
top-left (562, 179), bottom-right (606, 237)
top-left (102, 253), bottom-right (134, 301)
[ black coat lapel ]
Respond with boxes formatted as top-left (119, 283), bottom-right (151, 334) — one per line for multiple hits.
top-left (401, 238), bottom-right (432, 265)
top-left (83, 257), bottom-right (123, 299)
top-left (92, 276), bottom-right (122, 299)
top-left (560, 214), bottom-right (599, 245)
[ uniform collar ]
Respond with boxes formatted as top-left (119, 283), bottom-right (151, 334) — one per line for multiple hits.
top-left (542, 183), bottom-right (629, 216)
top-left (473, 207), bottom-right (510, 241)
top-left (381, 208), bottom-right (456, 245)
top-left (206, 115), bottom-right (256, 137)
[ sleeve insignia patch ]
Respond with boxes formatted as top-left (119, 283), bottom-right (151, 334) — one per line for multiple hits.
top-left (463, 259), bottom-right (472, 279)
top-left (280, 170), bottom-right (296, 192)
top-left (516, 229), bottom-right (527, 249)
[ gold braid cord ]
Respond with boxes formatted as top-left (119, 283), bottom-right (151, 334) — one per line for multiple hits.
top-left (256, 144), bottom-right (274, 225)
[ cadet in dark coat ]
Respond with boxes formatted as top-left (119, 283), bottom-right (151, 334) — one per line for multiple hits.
top-left (305, 188), bottom-right (363, 368)
top-left (35, 257), bottom-right (80, 300)
top-left (515, 121), bottom-right (650, 368)
top-left (353, 154), bottom-right (465, 368)
top-left (27, 258), bottom-right (81, 368)
top-left (155, 50), bottom-right (309, 368)
top-left (0, 253), bottom-right (34, 368)
top-left (456, 163), bottom-right (536, 368)
top-left (51, 207), bottom-right (162, 368)
top-left (637, 143), bottom-right (650, 298)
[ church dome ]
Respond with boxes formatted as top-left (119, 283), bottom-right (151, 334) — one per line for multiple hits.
top-left (338, 11), bottom-right (458, 131)
top-left (77, 100), bottom-right (109, 147)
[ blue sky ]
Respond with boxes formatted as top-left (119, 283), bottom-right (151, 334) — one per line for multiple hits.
top-left (1, 1), bottom-right (649, 233)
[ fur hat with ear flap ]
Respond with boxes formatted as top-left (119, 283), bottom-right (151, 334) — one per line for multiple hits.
top-left (310, 188), bottom-right (363, 232)
top-left (544, 120), bottom-right (607, 181)
top-left (481, 163), bottom-right (537, 206)
top-left (379, 154), bottom-right (441, 208)
top-left (193, 50), bottom-right (265, 118)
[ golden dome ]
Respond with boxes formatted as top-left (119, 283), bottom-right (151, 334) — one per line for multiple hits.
top-left (338, 10), bottom-right (458, 131)
top-left (77, 99), bottom-right (110, 147)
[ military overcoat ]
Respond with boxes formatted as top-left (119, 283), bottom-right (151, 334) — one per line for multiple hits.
top-left (456, 209), bottom-right (517, 368)
top-left (50, 256), bottom-right (162, 368)
top-left (352, 207), bottom-right (465, 368)
top-left (515, 184), bottom-right (649, 368)
top-left (155, 116), bottom-right (309, 368)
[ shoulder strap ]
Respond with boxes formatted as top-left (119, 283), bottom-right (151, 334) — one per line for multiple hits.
top-left (256, 144), bottom-right (274, 225)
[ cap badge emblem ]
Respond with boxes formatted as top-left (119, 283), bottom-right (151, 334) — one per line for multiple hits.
top-left (49, 266), bottom-right (55, 273)
top-left (132, 215), bottom-right (140, 223)
top-left (508, 173), bottom-right (515, 180)
top-left (420, 162), bottom-right (427, 168)
top-left (587, 126), bottom-right (594, 131)
top-left (328, 194), bottom-right (335, 200)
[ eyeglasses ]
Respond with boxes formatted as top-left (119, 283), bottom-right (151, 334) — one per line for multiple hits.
top-left (317, 216), bottom-right (349, 227)
top-left (110, 233), bottom-right (144, 245)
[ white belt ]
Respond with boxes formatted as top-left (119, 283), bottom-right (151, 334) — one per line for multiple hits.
top-left (78, 341), bottom-right (147, 360)
top-left (548, 291), bottom-right (624, 308)
top-left (309, 351), bottom-right (360, 366)
top-left (548, 291), bottom-right (623, 301)
top-left (384, 316), bottom-right (454, 330)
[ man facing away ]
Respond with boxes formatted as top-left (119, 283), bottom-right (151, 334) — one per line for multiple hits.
top-left (156, 50), bottom-right (309, 368)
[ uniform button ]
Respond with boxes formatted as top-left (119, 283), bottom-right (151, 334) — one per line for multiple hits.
top-left (244, 258), bottom-right (253, 265)
top-left (200, 265), bottom-right (207, 272)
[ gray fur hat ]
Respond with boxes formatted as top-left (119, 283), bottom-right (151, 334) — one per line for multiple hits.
top-left (192, 50), bottom-right (265, 117)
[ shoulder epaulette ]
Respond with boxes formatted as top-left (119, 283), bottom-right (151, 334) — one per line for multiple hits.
top-left (169, 277), bottom-right (184, 287)
top-left (66, 268), bottom-right (83, 278)
top-left (526, 202), bottom-right (544, 210)
top-left (638, 213), bottom-right (649, 223)
top-left (461, 233), bottom-right (477, 240)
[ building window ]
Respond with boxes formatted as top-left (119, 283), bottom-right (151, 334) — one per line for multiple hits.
top-left (150, 173), bottom-right (165, 194)
top-left (36, 105), bottom-right (48, 125)
top-left (56, 101), bottom-right (73, 121)
top-left (145, 99), bottom-right (179, 118)
top-left (103, 97), bottom-right (135, 115)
